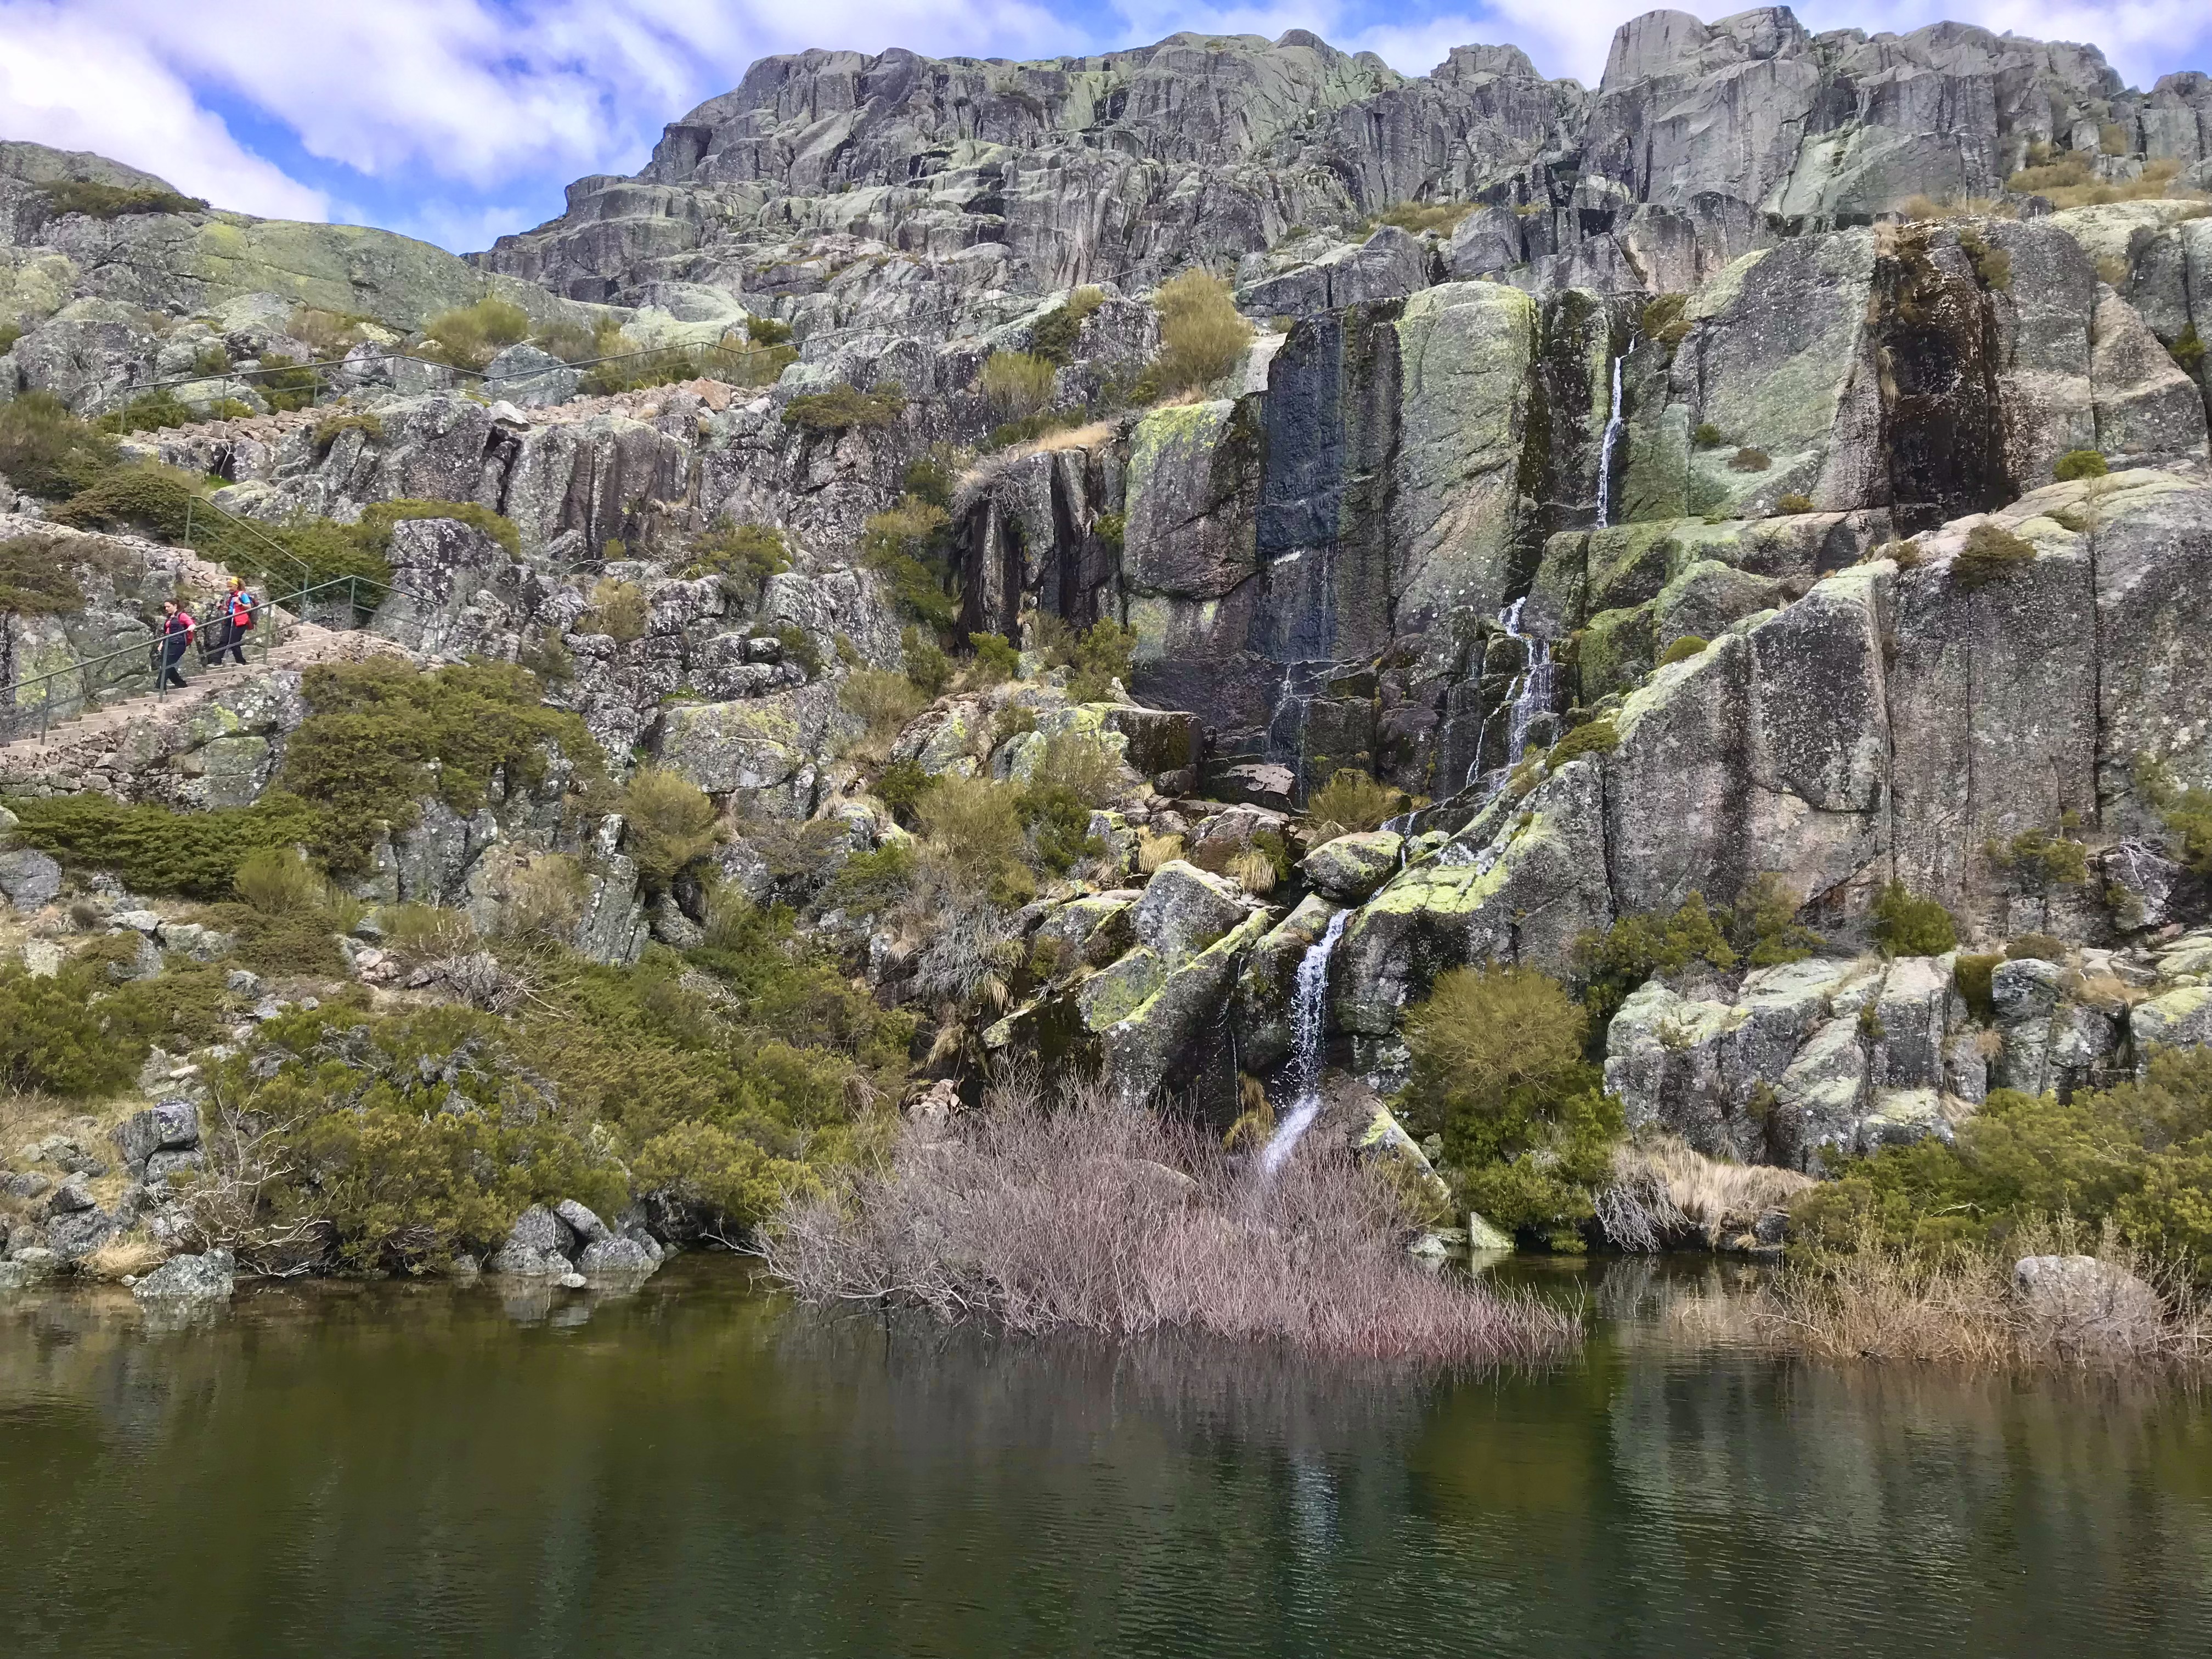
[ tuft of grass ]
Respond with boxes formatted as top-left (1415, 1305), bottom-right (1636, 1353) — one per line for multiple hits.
top-left (979, 351), bottom-right (1058, 420)
top-left (1304, 767), bottom-right (1404, 840)
top-left (1953, 521), bottom-right (2037, 591)
top-left (1144, 270), bottom-right (1252, 396)
top-left (421, 297), bottom-right (530, 370)
top-left (782, 383), bottom-right (906, 433)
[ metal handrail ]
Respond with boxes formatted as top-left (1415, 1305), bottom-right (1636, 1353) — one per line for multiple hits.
top-left (4, 572), bottom-right (391, 743)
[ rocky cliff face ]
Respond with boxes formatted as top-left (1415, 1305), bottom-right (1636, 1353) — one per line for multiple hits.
top-left (5, 9), bottom-right (2212, 1154)
top-left (477, 12), bottom-right (2212, 332)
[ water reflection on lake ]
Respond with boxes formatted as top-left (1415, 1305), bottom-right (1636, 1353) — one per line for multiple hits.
top-left (2, 1256), bottom-right (2207, 1657)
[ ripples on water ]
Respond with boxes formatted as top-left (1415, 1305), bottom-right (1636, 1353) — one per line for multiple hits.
top-left (2, 1257), bottom-right (2208, 1657)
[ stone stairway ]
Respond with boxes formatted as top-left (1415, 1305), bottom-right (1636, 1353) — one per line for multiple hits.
top-left (0, 619), bottom-right (405, 792)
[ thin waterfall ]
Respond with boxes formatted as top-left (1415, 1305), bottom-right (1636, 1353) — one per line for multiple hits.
top-left (1457, 341), bottom-right (1623, 798)
top-left (1462, 596), bottom-right (1552, 793)
top-left (1594, 348), bottom-right (1627, 529)
top-left (1257, 908), bottom-right (1350, 1176)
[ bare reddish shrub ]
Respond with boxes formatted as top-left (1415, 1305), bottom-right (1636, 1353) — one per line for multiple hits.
top-left (760, 1075), bottom-right (1577, 1365)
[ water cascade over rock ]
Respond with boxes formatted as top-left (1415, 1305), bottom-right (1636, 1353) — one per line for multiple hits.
top-left (1260, 907), bottom-right (1350, 1175)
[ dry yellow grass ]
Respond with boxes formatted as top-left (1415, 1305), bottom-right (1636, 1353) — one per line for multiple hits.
top-left (1135, 830), bottom-right (1184, 873)
top-left (82, 1232), bottom-right (166, 1281)
top-left (1598, 1134), bottom-right (1813, 1250)
top-left (1662, 1219), bottom-right (2212, 1370)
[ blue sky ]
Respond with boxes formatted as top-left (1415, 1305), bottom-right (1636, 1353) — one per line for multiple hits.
top-left (2, 0), bottom-right (2207, 252)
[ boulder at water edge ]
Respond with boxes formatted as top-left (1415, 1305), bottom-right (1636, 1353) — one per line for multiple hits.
top-left (132, 1248), bottom-right (236, 1302)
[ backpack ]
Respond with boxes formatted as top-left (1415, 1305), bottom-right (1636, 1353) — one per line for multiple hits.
top-left (232, 590), bottom-right (256, 629)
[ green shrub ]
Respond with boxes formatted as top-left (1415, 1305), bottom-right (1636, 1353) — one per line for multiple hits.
top-left (1147, 270), bottom-right (1252, 394)
top-left (1305, 767), bottom-right (1403, 839)
top-left (0, 323), bottom-right (20, 354)
top-left (967, 632), bottom-right (1022, 686)
top-left (1691, 421), bottom-right (1723, 449)
top-left (1729, 447), bottom-right (1771, 472)
top-left (873, 756), bottom-right (936, 817)
top-left (1870, 881), bottom-right (1957, 956)
top-left (580, 343), bottom-right (710, 397)
top-left (1731, 872), bottom-right (1822, 968)
top-left (2052, 449), bottom-right (2108, 482)
top-left (860, 496), bottom-right (955, 629)
top-left (902, 625), bottom-right (952, 696)
top-left (0, 530), bottom-right (114, 614)
top-left (1401, 964), bottom-right (1618, 1248)
top-left (1988, 827), bottom-right (2088, 891)
top-left (1953, 522), bottom-right (2037, 590)
top-left (1642, 294), bottom-right (1691, 346)
top-left (631, 1120), bottom-right (821, 1229)
top-left (619, 767), bottom-right (718, 888)
top-left (1029, 286), bottom-right (1104, 364)
top-left (745, 315), bottom-right (793, 347)
top-left (516, 628), bottom-right (573, 688)
top-left (773, 623), bottom-right (821, 679)
top-left (1954, 224), bottom-right (2012, 291)
top-left (979, 350), bottom-right (1058, 419)
top-left (95, 389), bottom-right (195, 435)
top-left (422, 298), bottom-right (531, 370)
top-left (1026, 731), bottom-right (1121, 807)
top-left (782, 383), bottom-right (905, 432)
top-left (0, 391), bottom-right (120, 498)
top-left (823, 840), bottom-right (920, 915)
top-left (901, 450), bottom-right (957, 510)
top-left (102, 962), bottom-right (241, 1055)
top-left (1017, 779), bottom-right (1104, 873)
top-left (311, 411), bottom-right (383, 458)
top-left (1028, 614), bottom-right (1135, 703)
top-left (839, 668), bottom-right (928, 738)
top-left (1954, 952), bottom-right (2001, 1022)
top-left (528, 314), bottom-right (622, 364)
top-left (1775, 493), bottom-right (1816, 515)
top-left (278, 658), bottom-right (601, 869)
top-left (8, 793), bottom-right (325, 899)
top-left (38, 181), bottom-right (206, 219)
top-left (200, 898), bottom-right (350, 978)
top-left (2137, 756), bottom-right (2212, 878)
top-left (684, 520), bottom-right (791, 588)
top-left (356, 498), bottom-right (520, 558)
top-left (253, 352), bottom-right (320, 412)
top-left (0, 966), bottom-right (144, 1096)
top-left (915, 774), bottom-right (1029, 895)
top-left (2007, 931), bottom-right (2068, 963)
top-left (1545, 716), bottom-right (1621, 766)
top-left (1573, 893), bottom-right (1737, 1036)
top-left (1793, 1048), bottom-right (2212, 1281)
top-left (290, 308), bottom-right (374, 356)
top-left (2172, 324), bottom-right (2206, 376)
top-left (234, 846), bottom-right (329, 913)
top-left (583, 578), bottom-right (649, 641)
top-left (1656, 635), bottom-right (1709, 668)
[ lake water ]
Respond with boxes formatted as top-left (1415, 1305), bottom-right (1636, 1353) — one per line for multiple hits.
top-left (4, 1257), bottom-right (2209, 1657)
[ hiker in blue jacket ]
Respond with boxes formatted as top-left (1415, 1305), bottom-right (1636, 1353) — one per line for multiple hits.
top-left (213, 577), bottom-right (256, 666)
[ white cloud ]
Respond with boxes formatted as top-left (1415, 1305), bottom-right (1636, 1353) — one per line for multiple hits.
top-left (1, 0), bottom-right (2207, 251)
top-left (0, 2), bottom-right (327, 217)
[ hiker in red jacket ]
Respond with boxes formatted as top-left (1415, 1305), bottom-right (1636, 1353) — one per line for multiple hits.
top-left (213, 576), bottom-right (256, 666)
top-left (155, 601), bottom-right (196, 690)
